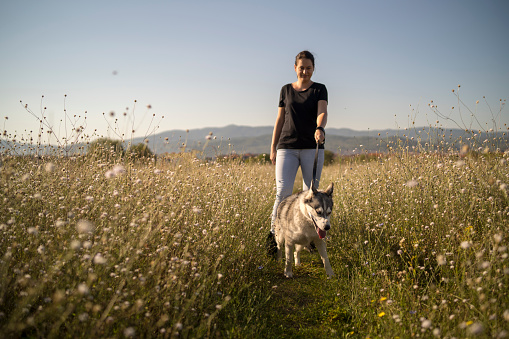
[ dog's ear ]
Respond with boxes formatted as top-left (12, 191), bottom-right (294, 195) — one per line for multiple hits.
top-left (324, 182), bottom-right (334, 197)
top-left (311, 181), bottom-right (318, 194)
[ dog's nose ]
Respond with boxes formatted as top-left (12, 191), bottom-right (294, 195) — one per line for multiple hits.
top-left (324, 224), bottom-right (330, 231)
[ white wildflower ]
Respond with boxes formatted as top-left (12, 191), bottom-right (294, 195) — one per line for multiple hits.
top-left (71, 240), bottom-right (82, 250)
top-left (437, 255), bottom-right (446, 266)
top-left (467, 322), bottom-right (484, 335)
top-left (406, 179), bottom-right (418, 188)
top-left (123, 327), bottom-right (136, 338)
top-left (93, 253), bottom-right (107, 265)
top-left (78, 313), bottom-right (89, 322)
top-left (112, 164), bottom-right (125, 175)
top-left (55, 220), bottom-right (67, 227)
top-left (480, 261), bottom-right (490, 269)
top-left (77, 283), bottom-right (89, 295)
top-left (421, 319), bottom-right (432, 329)
top-left (77, 219), bottom-right (95, 234)
top-left (460, 241), bottom-right (471, 249)
top-left (45, 162), bottom-right (55, 172)
top-left (503, 310), bottom-right (509, 321)
top-left (460, 144), bottom-right (469, 155)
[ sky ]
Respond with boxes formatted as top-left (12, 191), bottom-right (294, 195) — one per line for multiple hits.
top-left (1, 0), bottom-right (508, 143)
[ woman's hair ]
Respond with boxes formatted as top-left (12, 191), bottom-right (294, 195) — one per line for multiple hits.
top-left (295, 50), bottom-right (315, 67)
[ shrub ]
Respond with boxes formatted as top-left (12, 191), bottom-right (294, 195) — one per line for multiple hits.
top-left (127, 142), bottom-right (154, 160)
top-left (87, 138), bottom-right (124, 160)
top-left (324, 149), bottom-right (335, 165)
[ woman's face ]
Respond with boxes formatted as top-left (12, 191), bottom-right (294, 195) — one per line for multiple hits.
top-left (294, 58), bottom-right (314, 81)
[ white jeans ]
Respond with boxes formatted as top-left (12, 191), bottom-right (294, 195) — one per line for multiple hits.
top-left (271, 148), bottom-right (324, 230)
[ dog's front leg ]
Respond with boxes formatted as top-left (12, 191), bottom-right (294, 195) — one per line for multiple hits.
top-left (316, 240), bottom-right (334, 277)
top-left (284, 243), bottom-right (294, 278)
top-left (294, 244), bottom-right (303, 266)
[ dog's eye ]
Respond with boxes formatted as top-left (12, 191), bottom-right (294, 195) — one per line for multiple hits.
top-left (316, 208), bottom-right (323, 215)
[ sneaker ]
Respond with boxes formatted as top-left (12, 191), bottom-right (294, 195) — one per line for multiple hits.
top-left (265, 232), bottom-right (277, 258)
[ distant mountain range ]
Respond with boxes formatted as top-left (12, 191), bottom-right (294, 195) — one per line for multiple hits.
top-left (129, 124), bottom-right (508, 156)
top-left (2, 124), bottom-right (507, 157)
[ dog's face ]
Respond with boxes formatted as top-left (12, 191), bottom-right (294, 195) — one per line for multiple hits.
top-left (304, 183), bottom-right (334, 239)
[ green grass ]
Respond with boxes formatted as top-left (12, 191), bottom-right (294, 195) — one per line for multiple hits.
top-left (1, 146), bottom-right (508, 338)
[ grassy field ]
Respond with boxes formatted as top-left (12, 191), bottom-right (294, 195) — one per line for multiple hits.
top-left (1, 142), bottom-right (508, 338)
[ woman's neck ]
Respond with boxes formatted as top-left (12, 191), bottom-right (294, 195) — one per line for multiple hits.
top-left (292, 79), bottom-right (313, 91)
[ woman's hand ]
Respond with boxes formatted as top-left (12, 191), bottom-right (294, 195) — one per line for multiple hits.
top-left (315, 128), bottom-right (325, 144)
top-left (271, 107), bottom-right (285, 165)
top-left (270, 147), bottom-right (277, 165)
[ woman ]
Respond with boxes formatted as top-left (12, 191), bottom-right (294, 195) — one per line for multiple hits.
top-left (268, 50), bottom-right (328, 242)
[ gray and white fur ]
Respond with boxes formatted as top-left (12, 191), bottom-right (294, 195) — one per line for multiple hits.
top-left (274, 182), bottom-right (334, 278)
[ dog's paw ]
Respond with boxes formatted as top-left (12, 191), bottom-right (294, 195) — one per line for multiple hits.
top-left (284, 272), bottom-right (293, 278)
top-left (326, 272), bottom-right (335, 279)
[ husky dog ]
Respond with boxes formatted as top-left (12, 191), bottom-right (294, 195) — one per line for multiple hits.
top-left (274, 183), bottom-right (334, 278)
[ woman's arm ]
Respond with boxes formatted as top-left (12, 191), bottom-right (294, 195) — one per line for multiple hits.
top-left (315, 100), bottom-right (328, 144)
top-left (270, 107), bottom-right (285, 164)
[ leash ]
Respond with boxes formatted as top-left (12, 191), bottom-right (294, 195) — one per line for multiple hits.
top-left (312, 128), bottom-right (324, 187)
top-left (312, 142), bottom-right (319, 188)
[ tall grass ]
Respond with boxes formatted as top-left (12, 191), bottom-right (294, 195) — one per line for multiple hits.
top-left (0, 153), bottom-right (275, 337)
top-left (324, 149), bottom-right (509, 337)
top-left (1, 144), bottom-right (508, 337)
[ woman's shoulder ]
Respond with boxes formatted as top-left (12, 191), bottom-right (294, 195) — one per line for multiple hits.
top-left (311, 82), bottom-right (327, 90)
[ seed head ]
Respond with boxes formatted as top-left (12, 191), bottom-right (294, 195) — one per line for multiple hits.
top-left (124, 327), bottom-right (136, 338)
top-left (421, 319), bottom-right (432, 329)
top-left (460, 241), bottom-right (472, 249)
top-left (76, 219), bottom-right (95, 234)
top-left (45, 162), bottom-right (55, 172)
top-left (78, 283), bottom-right (89, 295)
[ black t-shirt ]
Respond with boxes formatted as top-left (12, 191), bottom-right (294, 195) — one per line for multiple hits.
top-left (277, 82), bottom-right (328, 150)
